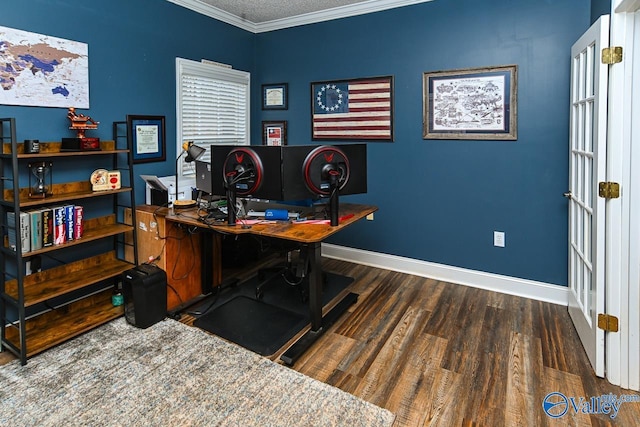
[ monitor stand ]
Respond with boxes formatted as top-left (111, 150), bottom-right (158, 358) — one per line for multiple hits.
top-left (329, 176), bottom-right (339, 226)
top-left (226, 188), bottom-right (237, 226)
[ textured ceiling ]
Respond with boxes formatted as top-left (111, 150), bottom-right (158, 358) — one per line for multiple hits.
top-left (168, 0), bottom-right (436, 32)
top-left (199, 0), bottom-right (370, 23)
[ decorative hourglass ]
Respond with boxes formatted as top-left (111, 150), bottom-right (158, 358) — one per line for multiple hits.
top-left (28, 161), bottom-right (53, 199)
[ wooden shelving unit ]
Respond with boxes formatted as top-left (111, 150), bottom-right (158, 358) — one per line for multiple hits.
top-left (0, 118), bottom-right (138, 365)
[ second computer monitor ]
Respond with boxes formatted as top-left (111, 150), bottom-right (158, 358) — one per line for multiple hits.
top-left (281, 143), bottom-right (367, 199)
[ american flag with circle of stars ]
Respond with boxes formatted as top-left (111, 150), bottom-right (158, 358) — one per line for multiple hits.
top-left (312, 77), bottom-right (392, 141)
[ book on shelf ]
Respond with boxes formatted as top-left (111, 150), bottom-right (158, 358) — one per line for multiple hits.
top-left (7, 211), bottom-right (30, 253)
top-left (74, 205), bottom-right (84, 239)
top-left (53, 206), bottom-right (66, 245)
top-left (64, 204), bottom-right (75, 242)
top-left (27, 209), bottom-right (43, 251)
top-left (41, 208), bottom-right (54, 247)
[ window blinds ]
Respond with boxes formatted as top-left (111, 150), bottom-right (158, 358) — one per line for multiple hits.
top-left (176, 58), bottom-right (250, 178)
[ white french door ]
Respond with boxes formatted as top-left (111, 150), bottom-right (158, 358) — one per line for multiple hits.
top-left (567, 15), bottom-right (610, 378)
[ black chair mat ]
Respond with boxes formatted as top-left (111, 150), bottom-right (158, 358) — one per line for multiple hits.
top-left (194, 295), bottom-right (307, 356)
top-left (192, 272), bottom-right (353, 357)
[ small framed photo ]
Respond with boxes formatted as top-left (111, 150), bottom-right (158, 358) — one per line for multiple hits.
top-left (423, 65), bottom-right (517, 140)
top-left (262, 121), bottom-right (287, 146)
top-left (126, 115), bottom-right (167, 163)
top-left (262, 83), bottom-right (288, 110)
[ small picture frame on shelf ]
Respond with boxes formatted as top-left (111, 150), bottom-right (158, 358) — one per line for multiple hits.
top-left (262, 121), bottom-right (287, 146)
top-left (262, 83), bottom-right (288, 110)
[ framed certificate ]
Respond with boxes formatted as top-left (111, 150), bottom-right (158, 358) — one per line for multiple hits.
top-left (262, 83), bottom-right (288, 110)
top-left (126, 115), bottom-right (166, 163)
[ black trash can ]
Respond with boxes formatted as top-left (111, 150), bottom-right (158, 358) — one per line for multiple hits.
top-left (122, 264), bottom-right (167, 328)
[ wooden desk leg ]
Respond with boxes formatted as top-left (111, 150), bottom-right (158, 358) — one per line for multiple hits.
top-left (280, 241), bottom-right (358, 366)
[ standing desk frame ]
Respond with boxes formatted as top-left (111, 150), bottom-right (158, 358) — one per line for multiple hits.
top-left (165, 203), bottom-right (378, 365)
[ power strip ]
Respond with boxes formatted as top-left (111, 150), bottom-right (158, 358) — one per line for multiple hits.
top-left (246, 210), bottom-right (300, 220)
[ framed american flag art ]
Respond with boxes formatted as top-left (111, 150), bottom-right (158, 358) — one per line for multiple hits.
top-left (311, 76), bottom-right (394, 142)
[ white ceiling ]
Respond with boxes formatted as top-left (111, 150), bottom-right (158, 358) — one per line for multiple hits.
top-left (167, 0), bottom-right (436, 33)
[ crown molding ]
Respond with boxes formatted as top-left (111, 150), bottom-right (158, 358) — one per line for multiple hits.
top-left (167, 0), bottom-right (258, 32)
top-left (254, 0), bottom-right (436, 33)
top-left (167, 0), bottom-right (435, 34)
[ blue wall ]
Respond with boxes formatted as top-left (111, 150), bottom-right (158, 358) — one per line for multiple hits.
top-left (255, 0), bottom-right (590, 285)
top-left (592, 0), bottom-right (611, 22)
top-left (1, 0), bottom-right (592, 286)
top-left (0, 0), bottom-right (255, 190)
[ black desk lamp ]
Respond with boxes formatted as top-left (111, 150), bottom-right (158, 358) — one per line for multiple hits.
top-left (174, 141), bottom-right (206, 209)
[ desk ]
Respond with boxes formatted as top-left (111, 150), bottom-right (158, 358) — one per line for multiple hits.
top-left (134, 206), bottom-right (221, 310)
top-left (163, 202), bottom-right (378, 364)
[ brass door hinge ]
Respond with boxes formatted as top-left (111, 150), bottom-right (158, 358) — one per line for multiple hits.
top-left (599, 182), bottom-right (620, 199)
top-left (602, 46), bottom-right (623, 64)
top-left (598, 313), bottom-right (619, 332)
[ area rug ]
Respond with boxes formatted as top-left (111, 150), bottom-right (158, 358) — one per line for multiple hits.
top-left (0, 318), bottom-right (395, 427)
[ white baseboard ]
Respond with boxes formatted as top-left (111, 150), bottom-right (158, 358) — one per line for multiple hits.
top-left (322, 244), bottom-right (569, 306)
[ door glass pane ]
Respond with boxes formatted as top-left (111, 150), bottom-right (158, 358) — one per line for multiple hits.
top-left (586, 101), bottom-right (594, 152)
top-left (578, 203), bottom-right (584, 256)
top-left (585, 211), bottom-right (592, 264)
top-left (588, 43), bottom-right (596, 97)
top-left (585, 267), bottom-right (592, 319)
top-left (585, 157), bottom-right (597, 211)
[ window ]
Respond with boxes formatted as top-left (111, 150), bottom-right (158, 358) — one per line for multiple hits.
top-left (175, 58), bottom-right (250, 191)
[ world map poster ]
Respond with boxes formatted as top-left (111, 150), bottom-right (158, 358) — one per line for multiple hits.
top-left (0, 26), bottom-right (89, 108)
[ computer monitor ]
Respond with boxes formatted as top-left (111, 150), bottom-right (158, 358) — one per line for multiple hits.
top-left (195, 160), bottom-right (212, 195)
top-left (331, 143), bottom-right (367, 196)
top-left (281, 143), bottom-right (367, 200)
top-left (209, 146), bottom-right (229, 198)
top-left (210, 145), bottom-right (283, 225)
top-left (280, 143), bottom-right (368, 226)
top-left (210, 145), bottom-right (283, 200)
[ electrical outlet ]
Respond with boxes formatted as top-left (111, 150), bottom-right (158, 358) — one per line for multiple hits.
top-left (494, 231), bottom-right (505, 247)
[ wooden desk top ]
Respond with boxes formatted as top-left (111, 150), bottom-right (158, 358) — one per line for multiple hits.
top-left (155, 203), bottom-right (377, 244)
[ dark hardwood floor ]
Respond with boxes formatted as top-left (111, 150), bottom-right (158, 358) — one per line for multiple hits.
top-left (2, 256), bottom-right (639, 426)
top-left (290, 258), bottom-right (640, 427)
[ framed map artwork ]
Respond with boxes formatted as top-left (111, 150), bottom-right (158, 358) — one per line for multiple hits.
top-left (0, 25), bottom-right (89, 108)
top-left (423, 65), bottom-right (517, 140)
